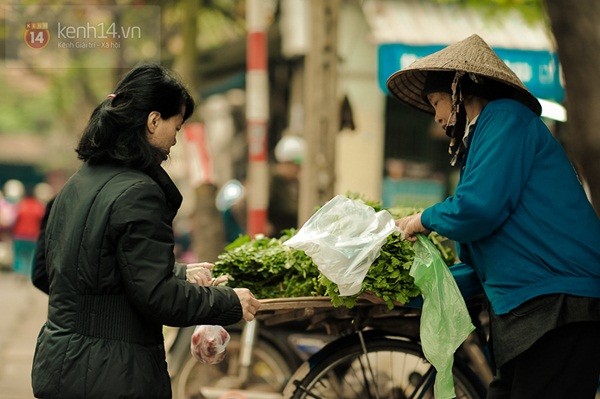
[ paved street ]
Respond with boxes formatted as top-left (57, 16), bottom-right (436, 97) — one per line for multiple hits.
top-left (0, 271), bottom-right (48, 399)
top-left (0, 269), bottom-right (598, 399)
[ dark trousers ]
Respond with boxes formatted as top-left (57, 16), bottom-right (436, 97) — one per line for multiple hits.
top-left (487, 321), bottom-right (600, 399)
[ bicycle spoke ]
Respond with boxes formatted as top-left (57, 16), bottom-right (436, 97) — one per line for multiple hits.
top-left (406, 365), bottom-right (435, 399)
top-left (358, 331), bottom-right (381, 399)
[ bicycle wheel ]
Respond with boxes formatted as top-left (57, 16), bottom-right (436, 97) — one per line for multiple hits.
top-left (172, 332), bottom-right (293, 399)
top-left (286, 332), bottom-right (486, 399)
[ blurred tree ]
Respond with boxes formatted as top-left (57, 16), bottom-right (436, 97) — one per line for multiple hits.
top-left (0, 2), bottom-right (148, 171)
top-left (543, 0), bottom-right (600, 215)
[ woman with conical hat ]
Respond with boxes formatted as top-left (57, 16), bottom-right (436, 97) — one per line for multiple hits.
top-left (390, 34), bottom-right (600, 398)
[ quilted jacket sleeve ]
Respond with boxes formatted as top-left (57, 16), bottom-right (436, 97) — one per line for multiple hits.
top-left (110, 180), bottom-right (242, 327)
top-left (31, 197), bottom-right (54, 295)
top-left (173, 262), bottom-right (187, 280)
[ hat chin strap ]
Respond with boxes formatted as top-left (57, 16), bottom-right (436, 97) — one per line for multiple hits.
top-left (446, 98), bottom-right (467, 166)
top-left (445, 74), bottom-right (468, 166)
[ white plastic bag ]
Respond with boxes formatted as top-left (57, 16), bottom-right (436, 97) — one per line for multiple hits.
top-left (284, 195), bottom-right (396, 296)
top-left (190, 325), bottom-right (231, 364)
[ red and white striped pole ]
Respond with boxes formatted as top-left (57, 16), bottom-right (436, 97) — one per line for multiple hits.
top-left (246, 0), bottom-right (270, 236)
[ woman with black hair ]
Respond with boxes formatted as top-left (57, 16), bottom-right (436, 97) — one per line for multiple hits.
top-left (31, 63), bottom-right (260, 399)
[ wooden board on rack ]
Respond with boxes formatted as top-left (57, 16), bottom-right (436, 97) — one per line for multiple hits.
top-left (258, 296), bottom-right (336, 311)
top-left (256, 297), bottom-right (336, 327)
top-left (257, 293), bottom-right (399, 312)
top-left (255, 295), bottom-right (395, 329)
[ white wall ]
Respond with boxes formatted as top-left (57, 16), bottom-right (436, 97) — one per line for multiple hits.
top-left (335, 1), bottom-right (385, 202)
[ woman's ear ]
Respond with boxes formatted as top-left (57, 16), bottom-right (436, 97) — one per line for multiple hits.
top-left (146, 111), bottom-right (161, 134)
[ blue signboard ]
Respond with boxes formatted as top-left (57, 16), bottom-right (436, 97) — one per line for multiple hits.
top-left (378, 43), bottom-right (564, 102)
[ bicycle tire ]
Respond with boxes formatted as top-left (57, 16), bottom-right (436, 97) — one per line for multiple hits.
top-left (287, 331), bottom-right (486, 399)
top-left (172, 332), bottom-right (293, 399)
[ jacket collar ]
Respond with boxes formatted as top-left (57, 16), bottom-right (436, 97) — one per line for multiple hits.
top-left (143, 164), bottom-right (183, 211)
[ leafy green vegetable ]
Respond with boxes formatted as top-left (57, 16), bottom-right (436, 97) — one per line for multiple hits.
top-left (213, 196), bottom-right (458, 310)
top-left (213, 230), bottom-right (325, 299)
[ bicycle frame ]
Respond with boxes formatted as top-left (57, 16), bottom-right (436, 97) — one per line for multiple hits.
top-left (255, 276), bottom-right (493, 399)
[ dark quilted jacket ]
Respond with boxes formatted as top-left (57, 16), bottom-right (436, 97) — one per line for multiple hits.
top-left (32, 163), bottom-right (242, 398)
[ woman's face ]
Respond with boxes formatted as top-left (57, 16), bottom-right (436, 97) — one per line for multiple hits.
top-left (427, 92), bottom-right (453, 129)
top-left (146, 107), bottom-right (185, 157)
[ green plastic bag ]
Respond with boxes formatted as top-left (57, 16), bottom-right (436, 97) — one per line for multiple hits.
top-left (410, 234), bottom-right (475, 399)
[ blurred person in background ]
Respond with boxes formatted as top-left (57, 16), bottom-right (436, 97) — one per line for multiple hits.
top-left (382, 158), bottom-right (445, 209)
top-left (0, 179), bottom-right (23, 240)
top-left (0, 190), bottom-right (15, 242)
top-left (381, 157), bottom-right (406, 208)
top-left (267, 135), bottom-right (305, 237)
top-left (11, 185), bottom-right (45, 277)
top-left (33, 181), bottom-right (55, 205)
top-left (31, 63), bottom-right (260, 399)
top-left (388, 35), bottom-right (600, 399)
top-left (0, 184), bottom-right (20, 270)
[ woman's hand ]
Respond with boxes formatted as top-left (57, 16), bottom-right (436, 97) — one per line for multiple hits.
top-left (395, 212), bottom-right (430, 242)
top-left (186, 262), bottom-right (228, 286)
top-left (233, 288), bottom-right (261, 322)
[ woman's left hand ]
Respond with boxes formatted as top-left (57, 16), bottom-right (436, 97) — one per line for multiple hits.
top-left (185, 262), bottom-right (229, 286)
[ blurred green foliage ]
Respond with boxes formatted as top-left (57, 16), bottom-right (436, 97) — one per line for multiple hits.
top-left (0, 73), bottom-right (54, 134)
top-left (436, 0), bottom-right (544, 23)
top-left (0, 0), bottom-right (251, 139)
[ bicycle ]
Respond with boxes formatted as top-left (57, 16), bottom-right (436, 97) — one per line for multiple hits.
top-left (255, 263), bottom-right (494, 399)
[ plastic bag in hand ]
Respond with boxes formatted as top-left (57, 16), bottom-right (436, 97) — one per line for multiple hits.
top-left (410, 234), bottom-right (475, 399)
top-left (284, 195), bottom-right (396, 296)
top-left (190, 325), bottom-right (230, 364)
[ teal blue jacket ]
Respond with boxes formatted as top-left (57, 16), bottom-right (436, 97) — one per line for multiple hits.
top-left (422, 99), bottom-right (600, 315)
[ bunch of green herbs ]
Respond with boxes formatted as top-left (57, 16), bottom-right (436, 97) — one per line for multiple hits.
top-left (213, 196), bottom-right (458, 310)
top-left (213, 230), bottom-right (325, 299)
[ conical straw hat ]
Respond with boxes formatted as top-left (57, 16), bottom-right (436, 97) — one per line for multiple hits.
top-left (386, 34), bottom-right (542, 116)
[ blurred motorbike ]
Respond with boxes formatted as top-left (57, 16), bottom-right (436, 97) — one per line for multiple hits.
top-left (167, 319), bottom-right (332, 399)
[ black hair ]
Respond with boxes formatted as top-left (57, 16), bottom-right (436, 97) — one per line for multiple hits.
top-left (422, 70), bottom-right (511, 104)
top-left (421, 71), bottom-right (454, 101)
top-left (76, 63), bottom-right (195, 169)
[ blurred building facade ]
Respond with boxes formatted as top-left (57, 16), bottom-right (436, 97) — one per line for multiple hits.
top-left (186, 0), bottom-right (563, 223)
top-left (0, 0), bottom-right (564, 229)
